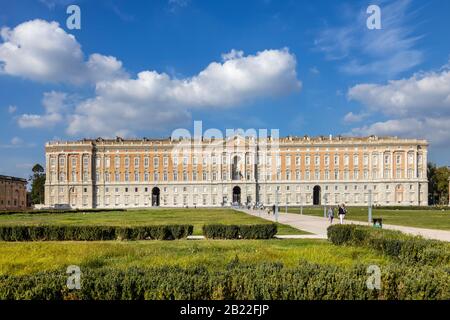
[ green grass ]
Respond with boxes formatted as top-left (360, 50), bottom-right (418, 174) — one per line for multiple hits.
top-left (288, 207), bottom-right (450, 230)
top-left (0, 239), bottom-right (389, 276)
top-left (0, 208), bottom-right (307, 235)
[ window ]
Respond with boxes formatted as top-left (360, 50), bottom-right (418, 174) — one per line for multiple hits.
top-left (154, 157), bottom-right (159, 167)
top-left (353, 170), bottom-right (359, 180)
top-left (105, 172), bottom-right (110, 182)
top-left (115, 157), bottom-right (120, 167)
top-left (59, 157), bottom-right (65, 167)
top-left (344, 155), bottom-right (349, 166)
top-left (334, 170), bottom-right (339, 180)
top-left (324, 156), bottom-right (329, 166)
top-left (144, 172), bottom-right (149, 181)
top-left (163, 157), bottom-right (168, 166)
top-left (295, 156), bottom-right (300, 165)
top-left (134, 157), bottom-right (140, 167)
top-left (372, 154), bottom-right (378, 165)
top-left (296, 170), bottom-right (300, 180)
top-left (363, 155), bottom-right (369, 166)
top-left (134, 172), bottom-right (139, 181)
top-left (105, 157), bottom-right (110, 168)
top-left (96, 157), bottom-right (100, 168)
top-left (144, 157), bottom-right (149, 167)
top-left (163, 172), bottom-right (168, 181)
top-left (353, 155), bottom-right (359, 166)
top-left (173, 172), bottom-right (178, 181)
top-left (384, 154), bottom-right (390, 165)
top-left (314, 155), bottom-right (320, 166)
top-left (334, 155), bottom-right (339, 165)
top-left (154, 172), bottom-right (159, 181)
top-left (286, 156), bottom-right (291, 166)
top-left (305, 156), bottom-right (310, 166)
top-left (125, 173), bottom-right (129, 182)
top-left (125, 157), bottom-right (130, 168)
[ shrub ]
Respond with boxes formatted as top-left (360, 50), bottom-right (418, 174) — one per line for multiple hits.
top-left (202, 224), bottom-right (239, 239)
top-left (0, 225), bottom-right (193, 241)
top-left (0, 208), bottom-right (127, 215)
top-left (202, 224), bottom-right (277, 239)
top-left (327, 224), bottom-right (450, 266)
top-left (0, 262), bottom-right (448, 300)
top-left (239, 224), bottom-right (277, 239)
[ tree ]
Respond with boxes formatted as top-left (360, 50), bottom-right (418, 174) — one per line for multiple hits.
top-left (427, 162), bottom-right (450, 205)
top-left (29, 164), bottom-right (45, 205)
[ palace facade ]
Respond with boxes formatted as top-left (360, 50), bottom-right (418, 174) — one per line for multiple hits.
top-left (44, 135), bottom-right (428, 209)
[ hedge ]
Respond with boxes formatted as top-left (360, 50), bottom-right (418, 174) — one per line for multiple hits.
top-left (0, 225), bottom-right (193, 241)
top-left (202, 224), bottom-right (277, 239)
top-left (0, 262), bottom-right (448, 300)
top-left (0, 209), bottom-right (127, 215)
top-left (327, 224), bottom-right (450, 266)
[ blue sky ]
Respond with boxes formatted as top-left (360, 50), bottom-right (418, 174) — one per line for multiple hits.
top-left (1, 0), bottom-right (450, 178)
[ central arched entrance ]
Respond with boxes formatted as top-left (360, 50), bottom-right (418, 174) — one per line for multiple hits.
top-left (152, 187), bottom-right (160, 206)
top-left (313, 185), bottom-right (321, 205)
top-left (232, 186), bottom-right (241, 205)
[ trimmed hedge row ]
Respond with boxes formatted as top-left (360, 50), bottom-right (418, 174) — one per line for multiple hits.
top-left (0, 225), bottom-right (193, 241)
top-left (327, 224), bottom-right (450, 266)
top-left (0, 262), bottom-right (448, 300)
top-left (202, 224), bottom-right (277, 239)
top-left (0, 209), bottom-right (127, 215)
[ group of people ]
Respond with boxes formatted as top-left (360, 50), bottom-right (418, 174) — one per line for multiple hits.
top-left (327, 204), bottom-right (347, 225)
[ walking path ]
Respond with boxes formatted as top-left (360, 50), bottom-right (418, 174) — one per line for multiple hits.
top-left (240, 209), bottom-right (450, 242)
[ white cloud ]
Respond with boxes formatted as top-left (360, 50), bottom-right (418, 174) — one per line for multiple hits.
top-left (348, 63), bottom-right (450, 146)
top-left (2, 19), bottom-right (301, 137)
top-left (314, 0), bottom-right (423, 77)
top-left (348, 69), bottom-right (450, 117)
top-left (18, 91), bottom-right (71, 128)
top-left (0, 19), bottom-right (126, 84)
top-left (7, 105), bottom-right (17, 113)
top-left (343, 111), bottom-right (368, 123)
top-left (67, 48), bottom-right (301, 136)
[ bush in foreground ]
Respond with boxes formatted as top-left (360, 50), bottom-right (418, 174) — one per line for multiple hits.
top-left (202, 224), bottom-right (277, 239)
top-left (0, 262), bottom-right (448, 300)
top-left (0, 225), bottom-right (193, 241)
top-left (327, 224), bottom-right (450, 266)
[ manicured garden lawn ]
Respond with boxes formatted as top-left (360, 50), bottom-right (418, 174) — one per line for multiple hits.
top-left (0, 239), bottom-right (389, 276)
top-left (288, 207), bottom-right (450, 230)
top-left (0, 208), bottom-right (307, 235)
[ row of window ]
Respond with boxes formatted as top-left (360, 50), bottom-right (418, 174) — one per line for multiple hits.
top-left (50, 152), bottom-right (425, 169)
top-left (50, 167), bottom-right (424, 183)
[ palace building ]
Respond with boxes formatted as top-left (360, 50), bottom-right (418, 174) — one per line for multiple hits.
top-left (44, 135), bottom-right (428, 209)
top-left (0, 175), bottom-right (28, 210)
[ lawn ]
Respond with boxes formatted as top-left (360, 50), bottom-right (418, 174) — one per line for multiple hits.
top-left (0, 239), bottom-right (389, 276)
top-left (288, 207), bottom-right (450, 230)
top-left (0, 208), bottom-right (307, 235)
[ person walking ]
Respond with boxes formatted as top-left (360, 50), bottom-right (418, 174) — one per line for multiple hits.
top-left (338, 204), bottom-right (346, 224)
top-left (327, 206), bottom-right (334, 224)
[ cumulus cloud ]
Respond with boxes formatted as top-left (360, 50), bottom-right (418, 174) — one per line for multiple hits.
top-left (348, 63), bottom-right (450, 146)
top-left (18, 91), bottom-right (71, 128)
top-left (348, 69), bottom-right (450, 117)
top-left (2, 19), bottom-right (301, 137)
top-left (67, 48), bottom-right (301, 136)
top-left (0, 19), bottom-right (126, 84)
